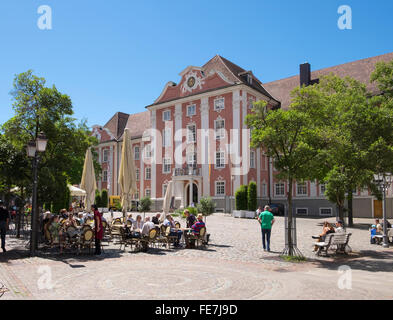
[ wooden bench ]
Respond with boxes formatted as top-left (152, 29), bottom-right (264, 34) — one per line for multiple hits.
top-left (314, 233), bottom-right (352, 257)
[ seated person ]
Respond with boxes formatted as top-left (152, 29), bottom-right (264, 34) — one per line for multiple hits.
top-left (152, 213), bottom-right (161, 225)
top-left (141, 217), bottom-right (155, 237)
top-left (335, 220), bottom-right (345, 233)
top-left (375, 219), bottom-right (383, 234)
top-left (76, 213), bottom-right (85, 225)
top-left (184, 209), bottom-right (196, 228)
top-left (49, 216), bottom-right (64, 253)
top-left (313, 221), bottom-right (335, 251)
top-left (59, 208), bottom-right (68, 220)
top-left (163, 215), bottom-right (182, 247)
top-left (127, 215), bottom-right (144, 239)
top-left (191, 214), bottom-right (206, 235)
top-left (126, 213), bottom-right (135, 225)
top-left (370, 225), bottom-right (378, 244)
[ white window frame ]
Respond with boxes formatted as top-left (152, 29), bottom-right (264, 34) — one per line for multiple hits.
top-left (103, 149), bottom-right (109, 163)
top-left (187, 152), bottom-right (197, 166)
top-left (136, 168), bottom-right (140, 181)
top-left (274, 183), bottom-right (285, 197)
top-left (187, 124), bottom-right (196, 143)
top-left (163, 158), bottom-right (171, 174)
top-left (296, 182), bottom-right (307, 196)
top-left (215, 181), bottom-right (225, 196)
top-left (262, 183), bottom-right (267, 197)
top-left (134, 146), bottom-right (140, 160)
top-left (134, 192), bottom-right (139, 200)
top-left (214, 119), bottom-right (225, 140)
top-left (145, 189), bottom-right (151, 197)
top-left (319, 207), bottom-right (333, 216)
top-left (145, 167), bottom-right (151, 180)
top-left (215, 151), bottom-right (225, 169)
top-left (296, 208), bottom-right (308, 216)
top-left (144, 144), bottom-right (151, 158)
top-left (163, 110), bottom-right (171, 122)
top-left (162, 128), bottom-right (172, 147)
top-left (250, 150), bottom-right (255, 168)
top-left (187, 104), bottom-right (196, 116)
top-left (320, 183), bottom-right (326, 195)
top-left (103, 170), bottom-right (108, 182)
top-left (214, 97), bottom-right (225, 111)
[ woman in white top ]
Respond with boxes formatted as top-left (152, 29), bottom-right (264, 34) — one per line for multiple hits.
top-left (133, 215), bottom-right (144, 231)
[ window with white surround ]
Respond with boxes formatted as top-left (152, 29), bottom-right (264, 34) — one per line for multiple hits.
top-left (250, 150), bottom-right (255, 168)
top-left (187, 152), bottom-right (197, 166)
top-left (103, 149), bottom-right (109, 163)
top-left (214, 119), bottom-right (225, 140)
top-left (163, 110), bottom-right (171, 121)
top-left (145, 189), bottom-right (151, 197)
top-left (162, 128), bottom-right (171, 147)
top-left (187, 104), bottom-right (196, 116)
top-left (136, 168), bottom-right (140, 181)
top-left (320, 183), bottom-right (326, 195)
top-left (215, 181), bottom-right (225, 196)
top-left (163, 158), bottom-right (171, 174)
top-left (134, 146), bottom-right (140, 160)
top-left (215, 151), bottom-right (225, 168)
top-left (262, 183), bottom-right (267, 197)
top-left (145, 167), bottom-right (151, 180)
top-left (275, 183), bottom-right (285, 196)
top-left (297, 182), bottom-right (307, 196)
top-left (187, 124), bottom-right (196, 143)
top-left (320, 208), bottom-right (333, 216)
top-left (214, 98), bottom-right (225, 111)
top-left (144, 144), bottom-right (151, 158)
top-left (296, 208), bottom-right (308, 216)
top-left (134, 192), bottom-right (139, 200)
top-left (103, 170), bottom-right (108, 182)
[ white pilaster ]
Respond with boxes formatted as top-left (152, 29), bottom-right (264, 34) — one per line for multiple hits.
top-left (257, 148), bottom-right (261, 197)
top-left (151, 110), bottom-right (157, 199)
top-left (174, 103), bottom-right (183, 169)
top-left (241, 90), bottom-right (248, 186)
top-left (200, 97), bottom-right (210, 197)
top-left (233, 89), bottom-right (241, 192)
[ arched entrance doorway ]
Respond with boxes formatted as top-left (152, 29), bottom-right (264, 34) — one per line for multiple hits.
top-left (186, 183), bottom-right (198, 207)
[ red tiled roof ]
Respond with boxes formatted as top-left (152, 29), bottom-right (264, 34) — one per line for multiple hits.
top-left (103, 112), bottom-right (130, 140)
top-left (264, 52), bottom-right (393, 109)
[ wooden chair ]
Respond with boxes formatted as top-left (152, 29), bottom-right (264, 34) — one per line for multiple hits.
top-left (175, 221), bottom-right (181, 229)
top-left (79, 228), bottom-right (94, 254)
top-left (186, 227), bottom-right (207, 249)
top-left (156, 225), bottom-right (170, 249)
top-left (140, 228), bottom-right (158, 251)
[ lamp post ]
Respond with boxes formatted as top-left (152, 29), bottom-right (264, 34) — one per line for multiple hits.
top-left (26, 132), bottom-right (48, 256)
top-left (373, 173), bottom-right (392, 248)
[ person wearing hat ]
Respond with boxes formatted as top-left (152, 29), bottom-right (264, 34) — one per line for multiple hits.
top-left (0, 200), bottom-right (10, 252)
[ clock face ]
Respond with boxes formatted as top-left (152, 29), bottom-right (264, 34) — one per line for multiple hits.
top-left (187, 76), bottom-right (196, 88)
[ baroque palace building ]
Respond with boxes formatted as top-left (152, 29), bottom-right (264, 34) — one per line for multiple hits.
top-left (92, 53), bottom-right (393, 219)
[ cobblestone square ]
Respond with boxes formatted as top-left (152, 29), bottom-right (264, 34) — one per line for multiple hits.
top-left (0, 213), bottom-right (392, 300)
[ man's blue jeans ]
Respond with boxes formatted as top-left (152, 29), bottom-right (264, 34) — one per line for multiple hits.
top-left (261, 228), bottom-right (271, 251)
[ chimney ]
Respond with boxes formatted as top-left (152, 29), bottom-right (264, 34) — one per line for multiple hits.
top-left (300, 62), bottom-right (311, 87)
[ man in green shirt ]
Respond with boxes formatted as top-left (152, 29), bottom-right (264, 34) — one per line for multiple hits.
top-left (258, 205), bottom-right (275, 252)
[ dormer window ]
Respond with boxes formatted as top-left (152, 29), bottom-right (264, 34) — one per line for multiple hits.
top-left (247, 74), bottom-right (253, 85)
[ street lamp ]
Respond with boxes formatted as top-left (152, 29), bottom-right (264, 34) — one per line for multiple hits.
top-left (26, 132), bottom-right (48, 256)
top-left (373, 172), bottom-right (393, 248)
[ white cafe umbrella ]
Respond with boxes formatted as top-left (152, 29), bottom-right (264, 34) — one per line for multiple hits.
top-left (68, 185), bottom-right (87, 197)
top-left (80, 148), bottom-right (97, 212)
top-left (160, 181), bottom-right (173, 223)
top-left (118, 128), bottom-right (137, 214)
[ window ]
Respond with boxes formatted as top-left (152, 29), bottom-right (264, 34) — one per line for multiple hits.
top-left (187, 152), bottom-right (197, 166)
top-left (216, 181), bottom-right (225, 196)
top-left (187, 124), bottom-right (196, 143)
top-left (163, 110), bottom-right (171, 121)
top-left (162, 184), bottom-right (168, 197)
top-left (187, 104), bottom-right (196, 116)
top-left (297, 182), bottom-right (307, 196)
top-left (214, 98), bottom-right (225, 111)
top-left (136, 168), bottom-right (140, 181)
top-left (103, 149), bottom-right (109, 163)
top-left (162, 128), bottom-right (171, 147)
top-left (250, 150), bottom-right (255, 168)
top-left (214, 119), bottom-right (225, 140)
top-left (134, 192), bottom-right (139, 200)
top-left (320, 183), bottom-right (326, 195)
top-left (275, 183), bottom-right (285, 196)
top-left (145, 189), bottom-right (151, 197)
top-left (216, 151), bottom-right (225, 168)
top-left (320, 208), bottom-right (333, 216)
top-left (144, 144), bottom-right (151, 158)
top-left (248, 98), bottom-right (255, 109)
top-left (296, 208), bottom-right (308, 216)
top-left (145, 167), bottom-right (151, 180)
top-left (262, 183), bottom-right (267, 197)
top-left (134, 146), bottom-right (140, 160)
top-left (163, 158), bottom-right (171, 174)
top-left (103, 170), bottom-right (108, 182)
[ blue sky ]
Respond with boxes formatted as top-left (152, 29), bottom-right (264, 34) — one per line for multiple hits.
top-left (1, 0), bottom-right (392, 127)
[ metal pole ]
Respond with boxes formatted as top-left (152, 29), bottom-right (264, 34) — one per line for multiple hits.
top-left (382, 186), bottom-right (389, 248)
top-left (30, 154), bottom-right (38, 256)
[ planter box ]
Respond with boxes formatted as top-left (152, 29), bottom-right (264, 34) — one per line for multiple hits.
top-left (244, 211), bottom-right (256, 219)
top-left (233, 210), bottom-right (242, 218)
top-left (233, 210), bottom-right (255, 219)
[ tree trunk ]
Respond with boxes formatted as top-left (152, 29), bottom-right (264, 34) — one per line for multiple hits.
top-left (347, 188), bottom-right (354, 227)
top-left (287, 178), bottom-right (294, 256)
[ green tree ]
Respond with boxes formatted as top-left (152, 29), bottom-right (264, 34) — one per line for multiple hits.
top-left (247, 181), bottom-right (257, 212)
top-left (101, 189), bottom-right (109, 208)
top-left (197, 197), bottom-right (215, 221)
top-left (139, 197), bottom-right (152, 214)
top-left (235, 185), bottom-right (248, 210)
top-left (95, 190), bottom-right (102, 208)
top-left (246, 101), bottom-right (322, 256)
